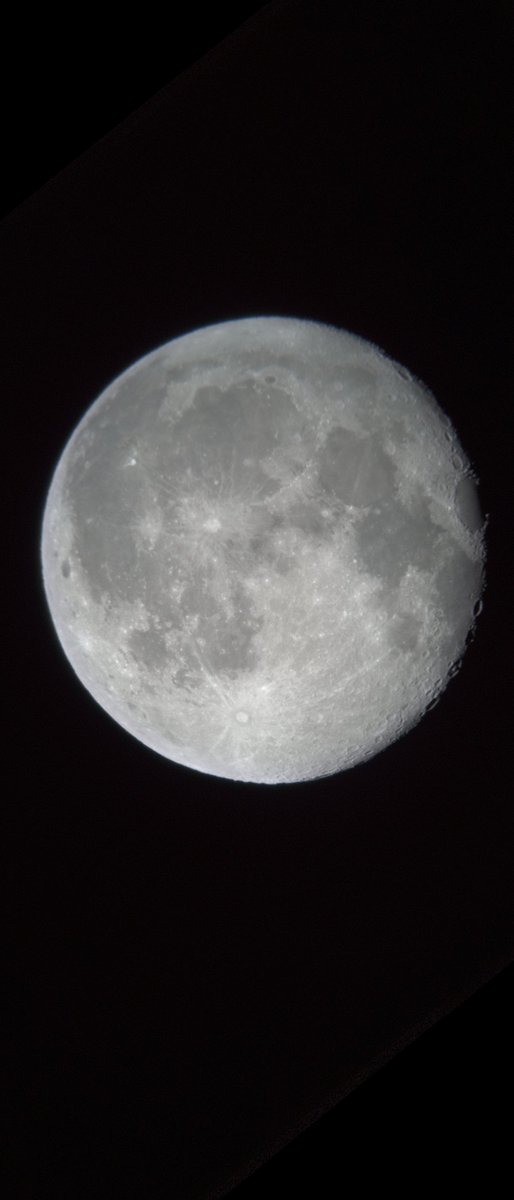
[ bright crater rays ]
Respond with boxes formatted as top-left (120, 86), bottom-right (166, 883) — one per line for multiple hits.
top-left (41, 317), bottom-right (486, 783)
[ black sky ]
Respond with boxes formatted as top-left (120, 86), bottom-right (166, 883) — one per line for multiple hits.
top-left (3, 2), bottom-right (513, 1196)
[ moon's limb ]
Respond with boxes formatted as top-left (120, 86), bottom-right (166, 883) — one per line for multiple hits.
top-left (41, 317), bottom-right (486, 783)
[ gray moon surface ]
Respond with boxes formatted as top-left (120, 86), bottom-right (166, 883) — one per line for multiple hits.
top-left (41, 317), bottom-right (486, 784)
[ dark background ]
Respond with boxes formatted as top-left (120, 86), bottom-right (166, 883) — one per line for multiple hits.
top-left (3, 1), bottom-right (513, 1195)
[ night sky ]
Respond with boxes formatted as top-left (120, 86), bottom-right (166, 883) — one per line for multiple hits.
top-left (4, 2), bottom-right (513, 1196)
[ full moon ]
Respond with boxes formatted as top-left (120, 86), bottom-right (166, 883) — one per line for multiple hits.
top-left (41, 317), bottom-right (486, 784)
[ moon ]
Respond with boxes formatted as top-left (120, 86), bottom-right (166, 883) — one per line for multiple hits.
top-left (41, 317), bottom-right (486, 784)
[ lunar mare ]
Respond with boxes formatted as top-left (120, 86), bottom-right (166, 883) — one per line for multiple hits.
top-left (41, 317), bottom-right (486, 784)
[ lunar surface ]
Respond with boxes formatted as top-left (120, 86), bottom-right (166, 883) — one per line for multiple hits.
top-left (41, 317), bottom-right (486, 783)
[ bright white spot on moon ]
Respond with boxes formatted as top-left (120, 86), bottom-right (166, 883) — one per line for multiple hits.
top-left (41, 317), bottom-right (486, 784)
